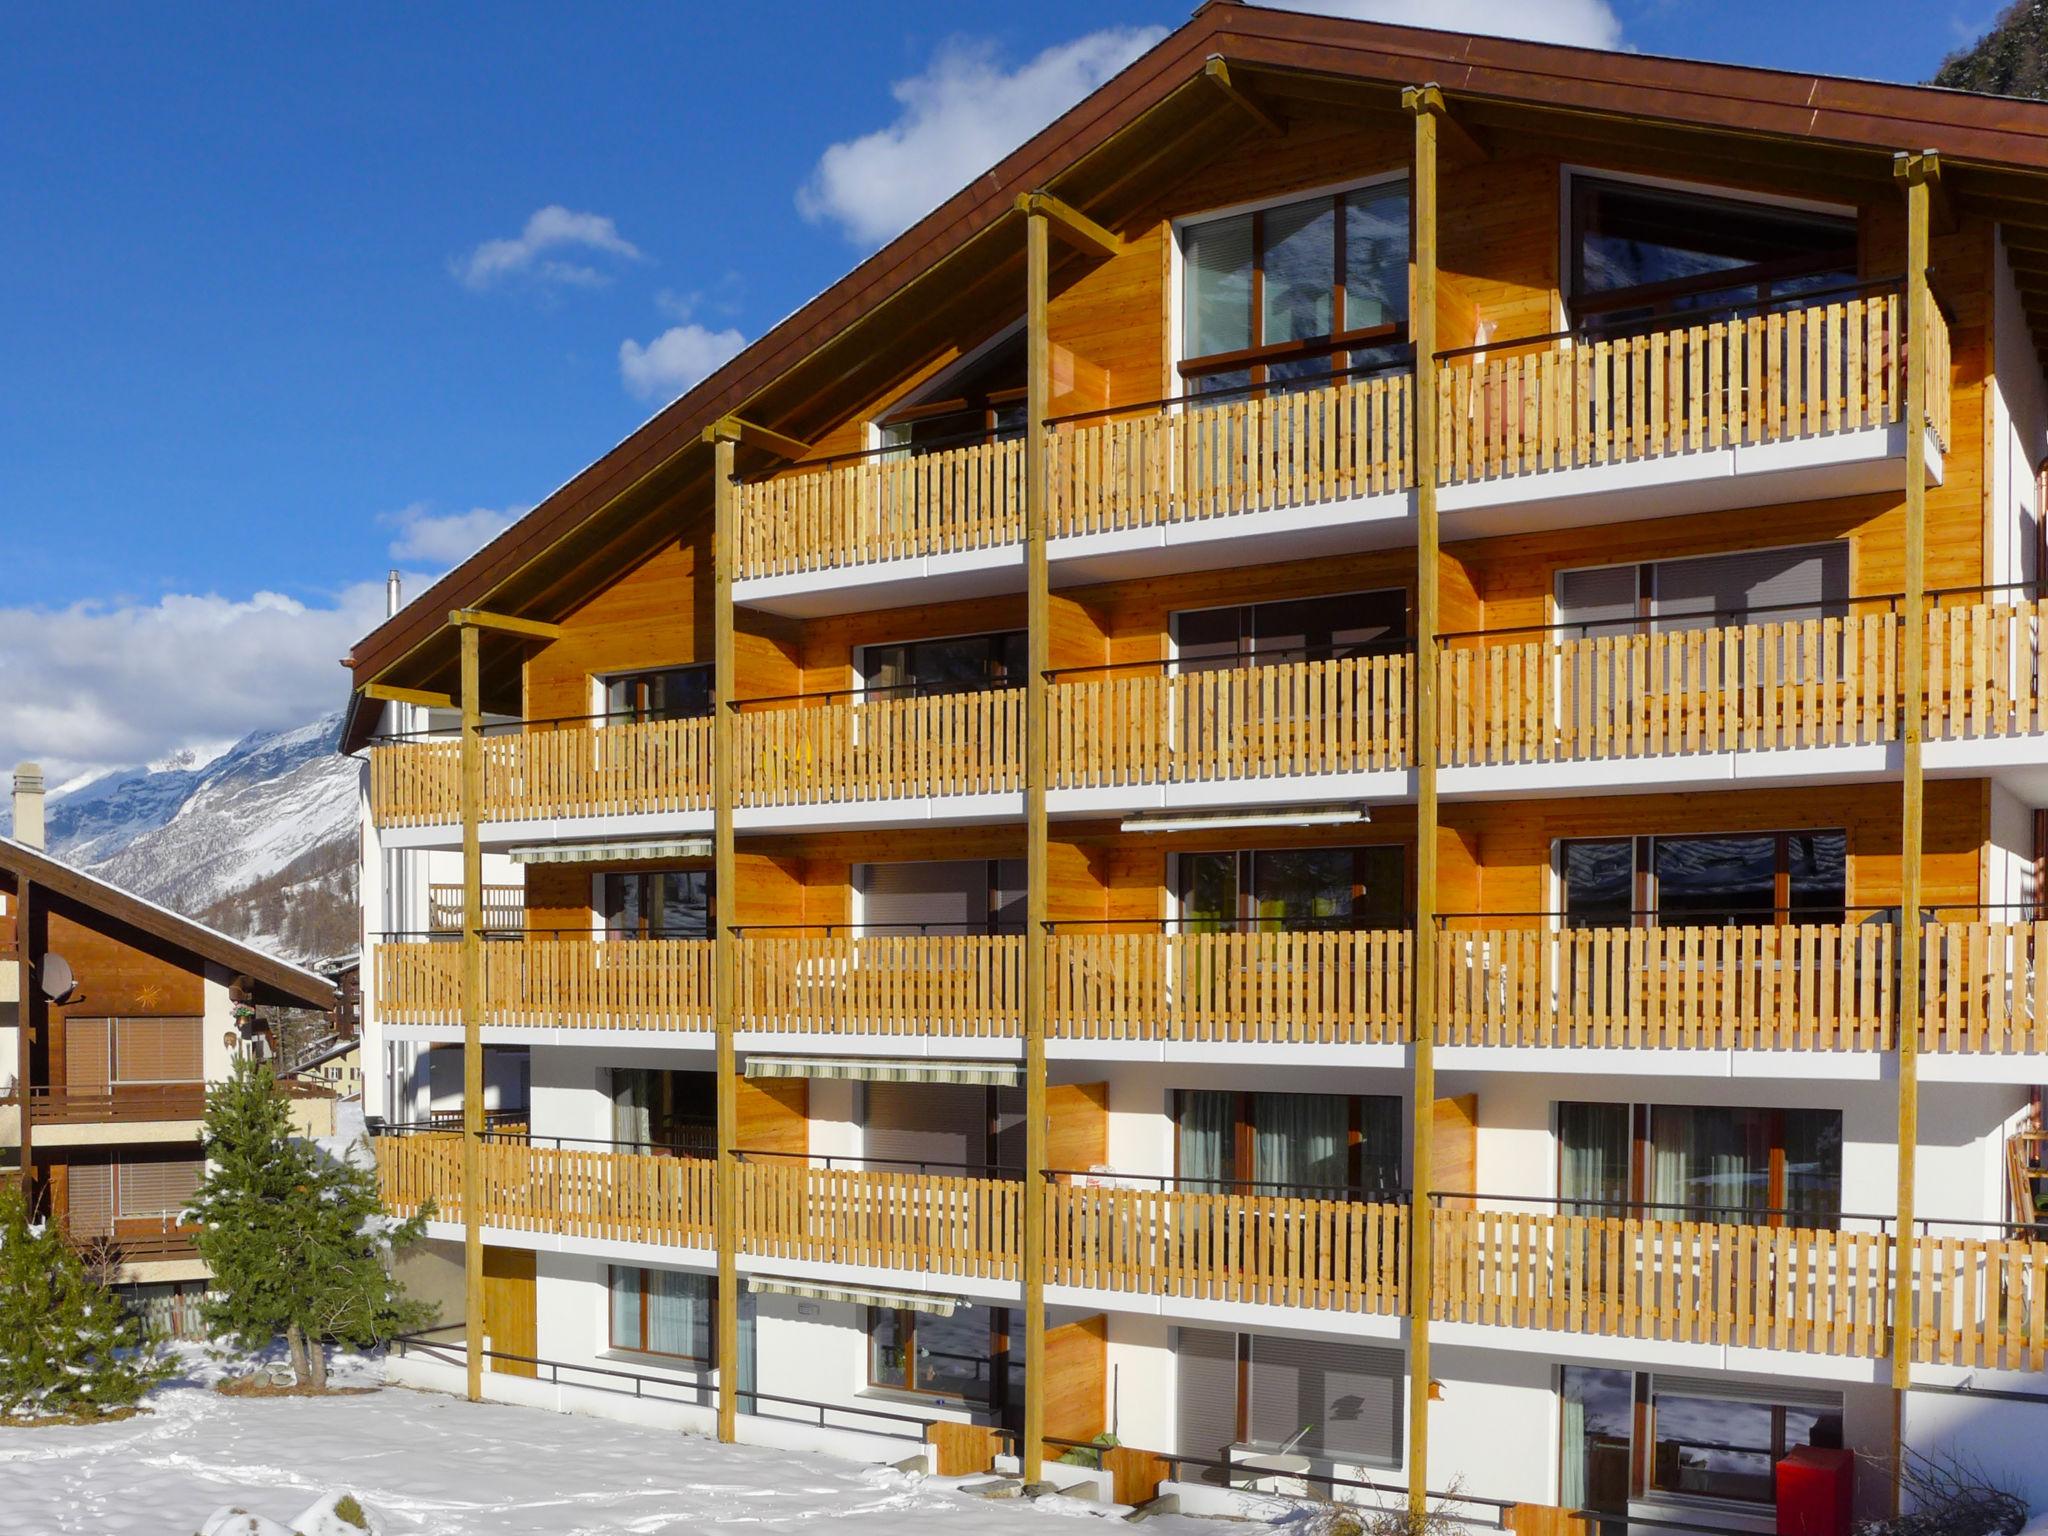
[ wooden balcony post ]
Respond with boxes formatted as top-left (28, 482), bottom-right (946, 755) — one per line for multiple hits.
top-left (458, 618), bottom-right (484, 1404)
top-left (1022, 200), bottom-right (1051, 1490)
top-left (710, 427), bottom-right (741, 1443)
top-left (1889, 148), bottom-right (1937, 1498)
top-left (1401, 81), bottom-right (1444, 1524)
top-left (15, 876), bottom-right (32, 1190)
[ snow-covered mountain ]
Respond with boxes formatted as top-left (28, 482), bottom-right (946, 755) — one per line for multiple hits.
top-left (9, 712), bottom-right (360, 962)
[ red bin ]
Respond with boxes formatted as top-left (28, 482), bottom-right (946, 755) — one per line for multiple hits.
top-left (1777, 1446), bottom-right (1855, 1536)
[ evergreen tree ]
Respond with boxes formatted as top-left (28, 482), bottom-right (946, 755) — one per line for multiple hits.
top-left (0, 1182), bottom-right (169, 1419)
top-left (1931, 2), bottom-right (2048, 100)
top-left (189, 1058), bottom-right (431, 1388)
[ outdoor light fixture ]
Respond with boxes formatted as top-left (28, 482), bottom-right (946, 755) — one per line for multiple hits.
top-left (1118, 804), bottom-right (1371, 834)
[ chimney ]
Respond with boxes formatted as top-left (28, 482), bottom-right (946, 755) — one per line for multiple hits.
top-left (12, 763), bottom-right (44, 850)
top-left (387, 569), bottom-right (402, 618)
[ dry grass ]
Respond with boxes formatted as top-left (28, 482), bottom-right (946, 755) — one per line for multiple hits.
top-left (0, 1404), bottom-right (147, 1428)
top-left (214, 1376), bottom-right (377, 1400)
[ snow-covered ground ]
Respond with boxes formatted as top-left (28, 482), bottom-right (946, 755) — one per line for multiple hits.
top-left (0, 1355), bottom-right (1247, 1536)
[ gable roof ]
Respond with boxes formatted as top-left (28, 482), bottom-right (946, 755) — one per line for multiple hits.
top-left (341, 0), bottom-right (2048, 734)
top-left (0, 835), bottom-right (335, 1010)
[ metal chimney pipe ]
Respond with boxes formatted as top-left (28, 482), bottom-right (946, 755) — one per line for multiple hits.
top-left (12, 763), bottom-right (45, 850)
top-left (386, 569), bottom-right (402, 618)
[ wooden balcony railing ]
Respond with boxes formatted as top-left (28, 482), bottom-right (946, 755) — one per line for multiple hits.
top-left (376, 1134), bottom-right (715, 1248)
top-left (732, 689), bottom-right (1023, 807)
top-left (1436, 286), bottom-right (1946, 486)
top-left (1049, 372), bottom-right (1415, 538)
top-left (1044, 1182), bottom-right (1406, 1314)
top-left (427, 883), bottom-right (525, 933)
top-left (733, 437), bottom-right (1025, 580)
top-left (737, 933), bottom-right (1022, 1037)
top-left (1046, 928), bottom-right (1408, 1045)
top-left (1435, 922), bottom-right (1897, 1051)
top-left (736, 1160), bottom-right (1019, 1281)
top-left (77, 1224), bottom-right (203, 1266)
top-left (1920, 919), bottom-right (2048, 1054)
top-left (375, 938), bottom-right (713, 1032)
top-left (1050, 655), bottom-right (1411, 790)
top-left (28, 1084), bottom-right (208, 1124)
top-left (1926, 596), bottom-right (2048, 743)
top-left (368, 716), bottom-right (713, 829)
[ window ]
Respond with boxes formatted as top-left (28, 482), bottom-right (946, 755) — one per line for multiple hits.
top-left (854, 859), bottom-right (1025, 936)
top-left (1558, 831), bottom-right (1846, 929)
top-left (867, 1303), bottom-right (1019, 1409)
top-left (1172, 589), bottom-right (1410, 670)
top-left (1175, 1327), bottom-right (1404, 1471)
top-left (1176, 846), bottom-right (1406, 933)
top-left (601, 869), bottom-right (713, 939)
top-left (1561, 1365), bottom-right (1634, 1517)
top-left (1569, 176), bottom-right (1858, 334)
top-left (1555, 544), bottom-right (1850, 640)
top-left (608, 1266), bottom-right (715, 1363)
top-left (1174, 1089), bottom-right (1402, 1199)
top-left (1181, 180), bottom-right (1410, 393)
top-left (858, 631), bottom-right (1026, 699)
top-left (603, 665), bottom-right (712, 723)
top-left (1559, 1101), bottom-right (1843, 1227)
top-left (860, 1081), bottom-right (1023, 1176)
top-left (878, 332), bottom-right (1026, 457)
top-left (114, 1156), bottom-right (203, 1222)
top-left (612, 1068), bottom-right (715, 1156)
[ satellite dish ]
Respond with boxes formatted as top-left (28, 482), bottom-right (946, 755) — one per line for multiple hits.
top-left (38, 953), bottom-right (74, 1001)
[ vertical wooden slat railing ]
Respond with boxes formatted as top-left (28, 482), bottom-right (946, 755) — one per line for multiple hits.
top-left (375, 1135), bottom-right (716, 1247)
top-left (1430, 1207), bottom-right (1893, 1358)
top-left (1919, 920), bottom-right (2048, 1055)
top-left (1043, 1182), bottom-right (1406, 1314)
top-left (736, 934), bottom-right (1023, 1037)
top-left (1048, 371), bottom-right (1414, 537)
top-left (376, 939), bottom-right (714, 1032)
top-left (368, 717), bottom-right (713, 828)
top-left (1438, 612), bottom-right (1902, 768)
top-left (1924, 598), bottom-right (2048, 742)
top-left (735, 1161), bottom-right (1020, 1281)
top-left (1045, 928), bottom-right (1409, 1044)
top-left (428, 883), bottom-right (525, 932)
top-left (1050, 654), bottom-right (1412, 788)
top-left (1437, 289), bottom-right (1910, 486)
top-left (1434, 922), bottom-right (1896, 1051)
top-left (1904, 1229), bottom-right (2048, 1370)
top-left (732, 688), bottom-right (1024, 806)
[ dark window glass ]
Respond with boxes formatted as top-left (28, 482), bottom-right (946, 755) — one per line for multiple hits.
top-left (861, 631), bottom-right (1026, 697)
top-left (1650, 1391), bottom-right (1826, 1504)
top-left (602, 870), bottom-right (712, 939)
top-left (612, 1069), bottom-right (716, 1156)
top-left (1561, 1366), bottom-right (1634, 1515)
top-left (877, 332), bottom-right (1027, 456)
top-left (1177, 847), bottom-right (1404, 932)
top-left (866, 1304), bottom-right (999, 1404)
top-left (1787, 831), bottom-right (1848, 923)
top-left (1561, 839), bottom-right (1634, 929)
top-left (1174, 589), bottom-right (1408, 671)
top-left (1652, 834), bottom-right (1777, 925)
top-left (606, 665), bottom-right (712, 723)
top-left (1173, 1090), bottom-right (1401, 1198)
top-left (607, 1265), bottom-right (714, 1362)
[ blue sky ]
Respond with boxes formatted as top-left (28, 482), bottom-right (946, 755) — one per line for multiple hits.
top-left (0, 0), bottom-right (2004, 780)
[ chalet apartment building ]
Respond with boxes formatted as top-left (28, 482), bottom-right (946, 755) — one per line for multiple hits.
top-left (347, 6), bottom-right (2048, 1526)
top-left (2, 766), bottom-right (336, 1325)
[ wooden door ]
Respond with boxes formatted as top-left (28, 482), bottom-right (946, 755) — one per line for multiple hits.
top-left (481, 1245), bottom-right (537, 1377)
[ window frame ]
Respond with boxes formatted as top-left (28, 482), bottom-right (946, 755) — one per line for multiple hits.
top-left (1550, 540), bottom-right (1854, 641)
top-left (1170, 845), bottom-right (1411, 934)
top-left (595, 663), bottom-right (714, 725)
top-left (1555, 1099), bottom-right (1845, 1230)
top-left (1169, 1087), bottom-right (1403, 1199)
top-left (864, 1303), bottom-right (1016, 1413)
top-left (1168, 586), bottom-right (1414, 670)
top-left (871, 321), bottom-right (1027, 458)
top-left (850, 858), bottom-right (1028, 939)
top-left (853, 628), bottom-right (1028, 700)
top-left (1172, 171), bottom-right (1412, 392)
top-left (606, 1264), bottom-right (716, 1366)
top-left (1553, 828), bottom-right (1848, 931)
top-left (596, 866), bottom-right (716, 941)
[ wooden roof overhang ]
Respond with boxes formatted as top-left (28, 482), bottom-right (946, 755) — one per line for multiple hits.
top-left (0, 837), bottom-right (336, 1010)
top-left (340, 2), bottom-right (2048, 751)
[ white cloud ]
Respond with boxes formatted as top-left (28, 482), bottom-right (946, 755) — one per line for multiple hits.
top-left (797, 27), bottom-right (1168, 249)
top-left (453, 205), bottom-right (645, 291)
top-left (380, 502), bottom-right (527, 566)
top-left (0, 582), bottom-right (398, 786)
top-left (618, 323), bottom-right (747, 402)
top-left (1255, 0), bottom-right (1625, 49)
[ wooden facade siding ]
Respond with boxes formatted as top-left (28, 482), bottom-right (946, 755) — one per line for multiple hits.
top-left (734, 1162), bottom-right (1020, 1281)
top-left (377, 1134), bottom-right (716, 1248)
top-left (734, 437), bottom-right (1025, 579)
top-left (368, 716), bottom-right (712, 828)
top-left (1049, 654), bottom-right (1412, 788)
top-left (1435, 290), bottom-right (1939, 485)
top-left (375, 939), bottom-right (713, 1032)
top-left (732, 688), bottom-right (1024, 805)
top-left (736, 933), bottom-right (1023, 1037)
top-left (1043, 1183), bottom-right (1408, 1315)
top-left (1045, 929), bottom-right (1409, 1044)
top-left (1048, 372), bottom-right (1415, 537)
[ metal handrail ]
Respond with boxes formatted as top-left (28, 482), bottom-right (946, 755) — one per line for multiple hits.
top-left (1434, 591), bottom-right (1905, 646)
top-left (1043, 640), bottom-right (1415, 681)
top-left (1043, 346), bottom-right (1415, 428)
top-left (731, 676), bottom-right (1024, 710)
top-left (1430, 1189), bottom-right (1889, 1227)
top-left (733, 1147), bottom-right (1022, 1179)
top-left (1045, 1168), bottom-right (1406, 1199)
top-left (1043, 915), bottom-right (1410, 933)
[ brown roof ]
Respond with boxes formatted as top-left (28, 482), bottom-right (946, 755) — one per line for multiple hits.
top-left (0, 836), bottom-right (336, 1010)
top-left (341, 1), bottom-right (2048, 720)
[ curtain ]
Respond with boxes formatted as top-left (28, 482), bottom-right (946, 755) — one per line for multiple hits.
top-left (1559, 1102), bottom-right (1630, 1216)
top-left (1650, 1106), bottom-right (1766, 1222)
top-left (646, 1269), bottom-right (711, 1361)
top-left (1178, 1091), bottom-right (1233, 1192)
top-left (1357, 1096), bottom-right (1403, 1199)
top-left (1252, 1092), bottom-right (1346, 1195)
top-left (613, 1069), bottom-right (654, 1150)
top-left (608, 1266), bottom-right (643, 1350)
top-left (1560, 1379), bottom-right (1589, 1510)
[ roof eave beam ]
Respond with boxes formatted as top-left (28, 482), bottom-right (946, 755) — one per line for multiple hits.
top-left (448, 609), bottom-right (567, 641)
top-left (1015, 192), bottom-right (1126, 261)
top-left (1401, 82), bottom-right (1488, 163)
top-left (1203, 56), bottom-right (1286, 138)
top-left (703, 415), bottom-right (813, 462)
top-left (362, 683), bottom-right (457, 710)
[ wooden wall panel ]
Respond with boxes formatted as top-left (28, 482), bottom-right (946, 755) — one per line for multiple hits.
top-left (1432, 1093), bottom-right (1478, 1213)
top-left (795, 594), bottom-right (1030, 695)
top-left (736, 1076), bottom-right (808, 1156)
top-left (482, 1245), bottom-right (538, 1377)
top-left (1049, 222), bottom-right (1164, 410)
top-left (523, 534), bottom-right (709, 722)
top-left (1437, 153), bottom-right (1560, 353)
top-left (1047, 1081), bottom-right (1108, 1172)
top-left (1041, 1313), bottom-right (1108, 1452)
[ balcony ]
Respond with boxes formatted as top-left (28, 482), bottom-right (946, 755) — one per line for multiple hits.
top-left (1048, 653), bottom-right (1412, 811)
top-left (368, 715), bottom-right (712, 833)
top-left (375, 937), bottom-right (713, 1036)
top-left (736, 931), bottom-right (1022, 1041)
top-left (1046, 926), bottom-right (1409, 1049)
top-left (427, 883), bottom-right (525, 932)
top-left (28, 1083), bottom-right (207, 1127)
top-left (735, 1156), bottom-right (1020, 1283)
top-left (732, 686), bottom-right (1023, 826)
top-left (1044, 1179), bottom-right (1406, 1316)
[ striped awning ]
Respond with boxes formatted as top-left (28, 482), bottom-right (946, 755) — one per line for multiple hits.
top-left (507, 837), bottom-right (711, 865)
top-left (746, 1276), bottom-right (960, 1316)
top-left (742, 1055), bottom-right (1022, 1088)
